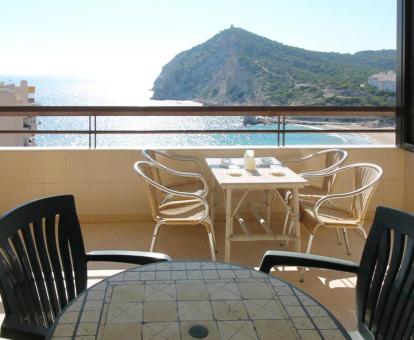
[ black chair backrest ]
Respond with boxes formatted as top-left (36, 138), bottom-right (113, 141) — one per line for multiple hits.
top-left (0, 195), bottom-right (87, 338)
top-left (357, 206), bottom-right (414, 339)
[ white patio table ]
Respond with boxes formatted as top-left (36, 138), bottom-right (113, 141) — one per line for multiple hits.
top-left (205, 157), bottom-right (308, 262)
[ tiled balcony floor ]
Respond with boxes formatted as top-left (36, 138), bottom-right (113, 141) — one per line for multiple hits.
top-left (0, 218), bottom-right (366, 335)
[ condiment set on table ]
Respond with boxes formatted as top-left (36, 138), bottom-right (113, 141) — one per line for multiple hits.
top-left (221, 150), bottom-right (285, 177)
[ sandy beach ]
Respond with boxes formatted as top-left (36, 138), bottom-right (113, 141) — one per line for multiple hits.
top-left (285, 118), bottom-right (395, 145)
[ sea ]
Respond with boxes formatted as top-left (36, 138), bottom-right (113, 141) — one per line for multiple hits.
top-left (3, 76), bottom-right (377, 148)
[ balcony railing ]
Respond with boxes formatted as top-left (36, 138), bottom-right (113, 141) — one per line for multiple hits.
top-left (0, 106), bottom-right (395, 148)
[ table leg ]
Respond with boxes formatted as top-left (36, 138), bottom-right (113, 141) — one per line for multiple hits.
top-left (291, 188), bottom-right (301, 252)
top-left (224, 188), bottom-right (232, 263)
top-left (266, 190), bottom-right (273, 229)
top-left (210, 175), bottom-right (216, 223)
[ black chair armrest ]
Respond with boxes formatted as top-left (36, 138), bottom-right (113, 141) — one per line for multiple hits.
top-left (259, 250), bottom-right (359, 274)
top-left (86, 250), bottom-right (171, 265)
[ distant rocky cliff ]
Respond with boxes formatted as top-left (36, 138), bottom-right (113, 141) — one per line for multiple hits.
top-left (152, 27), bottom-right (396, 106)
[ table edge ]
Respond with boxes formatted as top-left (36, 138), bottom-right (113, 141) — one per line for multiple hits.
top-left (46, 260), bottom-right (351, 340)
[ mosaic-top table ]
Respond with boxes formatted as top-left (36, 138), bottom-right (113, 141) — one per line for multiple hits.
top-left (48, 261), bottom-right (349, 340)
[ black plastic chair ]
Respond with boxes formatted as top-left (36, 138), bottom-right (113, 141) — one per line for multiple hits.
top-left (260, 206), bottom-right (414, 339)
top-left (0, 195), bottom-right (171, 339)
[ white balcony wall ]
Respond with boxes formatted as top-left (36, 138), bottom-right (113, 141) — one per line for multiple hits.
top-left (0, 147), bottom-right (409, 222)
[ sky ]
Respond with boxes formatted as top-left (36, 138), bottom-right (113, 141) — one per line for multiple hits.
top-left (0, 0), bottom-right (396, 86)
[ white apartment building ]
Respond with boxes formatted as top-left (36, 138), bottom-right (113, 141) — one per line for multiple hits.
top-left (0, 80), bottom-right (37, 146)
top-left (368, 71), bottom-right (396, 92)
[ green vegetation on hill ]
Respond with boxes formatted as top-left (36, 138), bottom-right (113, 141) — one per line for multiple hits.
top-left (152, 27), bottom-right (396, 106)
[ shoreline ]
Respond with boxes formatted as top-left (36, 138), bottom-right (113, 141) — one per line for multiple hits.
top-left (247, 116), bottom-right (395, 144)
top-left (288, 120), bottom-right (394, 144)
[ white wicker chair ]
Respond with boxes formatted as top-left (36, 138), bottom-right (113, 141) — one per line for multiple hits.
top-left (299, 163), bottom-right (382, 280)
top-left (278, 149), bottom-right (348, 243)
top-left (134, 161), bottom-right (217, 261)
top-left (142, 149), bottom-right (208, 203)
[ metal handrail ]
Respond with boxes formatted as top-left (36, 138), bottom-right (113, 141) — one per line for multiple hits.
top-left (0, 106), bottom-right (396, 148)
top-left (0, 129), bottom-right (396, 134)
top-left (0, 105), bottom-right (395, 116)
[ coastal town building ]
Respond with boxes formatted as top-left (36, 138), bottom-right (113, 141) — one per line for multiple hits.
top-left (0, 80), bottom-right (37, 146)
top-left (368, 71), bottom-right (396, 92)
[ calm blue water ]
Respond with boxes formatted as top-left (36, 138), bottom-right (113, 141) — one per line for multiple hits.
top-left (2, 76), bottom-right (376, 147)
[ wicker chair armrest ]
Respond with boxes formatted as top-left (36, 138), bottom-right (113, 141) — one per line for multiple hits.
top-left (308, 163), bottom-right (382, 223)
top-left (135, 162), bottom-right (207, 199)
top-left (135, 161), bottom-right (210, 220)
top-left (283, 149), bottom-right (347, 176)
top-left (311, 192), bottom-right (363, 225)
top-left (168, 179), bottom-right (208, 198)
top-left (300, 169), bottom-right (340, 177)
top-left (281, 156), bottom-right (309, 165)
top-left (156, 184), bottom-right (209, 204)
top-left (157, 185), bottom-right (210, 221)
top-left (314, 183), bottom-right (379, 218)
top-left (282, 149), bottom-right (334, 164)
top-left (259, 250), bottom-right (359, 274)
top-left (152, 162), bottom-right (208, 196)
